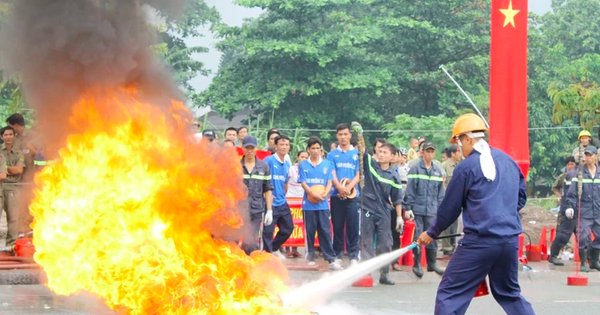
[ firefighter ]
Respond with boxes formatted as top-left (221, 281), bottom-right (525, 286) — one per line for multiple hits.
top-left (0, 126), bottom-right (24, 249)
top-left (240, 135), bottom-right (274, 254)
top-left (359, 142), bottom-right (404, 285)
top-left (404, 140), bottom-right (445, 277)
top-left (573, 130), bottom-right (600, 163)
top-left (417, 113), bottom-right (535, 315)
top-left (565, 146), bottom-right (600, 272)
top-left (549, 156), bottom-right (577, 266)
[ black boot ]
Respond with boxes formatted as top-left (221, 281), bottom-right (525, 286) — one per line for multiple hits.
top-left (548, 242), bottom-right (564, 266)
top-left (426, 249), bottom-right (444, 275)
top-left (379, 269), bottom-right (395, 285)
top-left (412, 247), bottom-right (424, 278)
top-left (580, 249), bottom-right (591, 273)
top-left (590, 249), bottom-right (600, 271)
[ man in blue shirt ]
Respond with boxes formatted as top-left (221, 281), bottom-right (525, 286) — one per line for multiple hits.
top-left (327, 123), bottom-right (361, 265)
top-left (263, 135), bottom-right (294, 259)
top-left (299, 136), bottom-right (343, 270)
top-left (418, 114), bottom-right (535, 315)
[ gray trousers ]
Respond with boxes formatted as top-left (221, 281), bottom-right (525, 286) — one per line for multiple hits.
top-left (360, 209), bottom-right (392, 276)
top-left (3, 189), bottom-right (19, 247)
top-left (413, 214), bottom-right (437, 251)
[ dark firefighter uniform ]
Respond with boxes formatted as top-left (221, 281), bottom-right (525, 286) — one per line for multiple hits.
top-left (565, 157), bottom-right (600, 271)
top-left (241, 157), bottom-right (273, 254)
top-left (359, 153), bottom-right (403, 284)
top-left (426, 148), bottom-right (535, 315)
top-left (549, 168), bottom-right (577, 265)
top-left (404, 156), bottom-right (445, 275)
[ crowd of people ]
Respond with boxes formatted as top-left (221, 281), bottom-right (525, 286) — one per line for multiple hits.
top-left (550, 130), bottom-right (600, 272)
top-left (198, 123), bottom-right (469, 284)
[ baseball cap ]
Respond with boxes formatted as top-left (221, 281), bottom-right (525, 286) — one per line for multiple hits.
top-left (242, 135), bottom-right (258, 148)
top-left (202, 129), bottom-right (216, 140)
top-left (422, 141), bottom-right (436, 151)
top-left (584, 146), bottom-right (598, 155)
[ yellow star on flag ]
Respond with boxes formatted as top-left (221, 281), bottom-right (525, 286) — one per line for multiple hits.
top-left (500, 0), bottom-right (520, 28)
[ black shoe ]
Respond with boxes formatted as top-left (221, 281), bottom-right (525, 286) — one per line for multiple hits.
top-left (590, 249), bottom-right (600, 271)
top-left (580, 249), bottom-right (591, 273)
top-left (426, 249), bottom-right (444, 275)
top-left (412, 247), bottom-right (424, 278)
top-left (549, 256), bottom-right (564, 266)
top-left (379, 275), bottom-right (395, 285)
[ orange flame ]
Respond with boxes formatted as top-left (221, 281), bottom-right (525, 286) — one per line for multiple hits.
top-left (29, 90), bottom-right (304, 315)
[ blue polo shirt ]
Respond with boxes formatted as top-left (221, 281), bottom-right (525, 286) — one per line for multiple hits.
top-left (298, 158), bottom-right (333, 211)
top-left (264, 154), bottom-right (290, 207)
top-left (327, 146), bottom-right (360, 197)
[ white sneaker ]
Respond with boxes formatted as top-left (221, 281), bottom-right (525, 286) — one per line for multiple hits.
top-left (335, 258), bottom-right (343, 266)
top-left (273, 251), bottom-right (287, 261)
top-left (329, 260), bottom-right (344, 270)
top-left (308, 260), bottom-right (316, 266)
top-left (350, 259), bottom-right (359, 266)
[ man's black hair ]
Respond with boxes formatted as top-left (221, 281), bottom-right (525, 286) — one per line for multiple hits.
top-left (307, 136), bottom-right (322, 149)
top-left (380, 143), bottom-right (397, 155)
top-left (225, 127), bottom-right (238, 134)
top-left (296, 150), bottom-right (307, 158)
top-left (6, 114), bottom-right (25, 127)
top-left (274, 134), bottom-right (291, 145)
top-left (566, 155), bottom-right (576, 165)
top-left (238, 126), bottom-right (248, 133)
top-left (336, 123), bottom-right (351, 133)
top-left (1, 126), bottom-right (16, 136)
top-left (446, 145), bottom-right (458, 158)
top-left (267, 128), bottom-right (281, 141)
top-left (373, 138), bottom-right (386, 151)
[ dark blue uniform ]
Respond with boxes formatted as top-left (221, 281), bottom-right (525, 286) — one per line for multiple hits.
top-left (551, 168), bottom-right (577, 257)
top-left (565, 165), bottom-right (600, 250)
top-left (241, 158), bottom-right (273, 254)
top-left (359, 154), bottom-right (403, 277)
top-left (427, 149), bottom-right (535, 315)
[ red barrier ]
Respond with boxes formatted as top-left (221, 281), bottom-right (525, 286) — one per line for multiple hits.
top-left (518, 234), bottom-right (524, 258)
top-left (573, 233), bottom-right (580, 262)
top-left (539, 227), bottom-right (548, 260)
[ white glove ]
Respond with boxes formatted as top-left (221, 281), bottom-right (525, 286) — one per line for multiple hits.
top-left (404, 210), bottom-right (415, 220)
top-left (396, 216), bottom-right (405, 233)
top-left (565, 208), bottom-right (574, 220)
top-left (264, 210), bottom-right (273, 225)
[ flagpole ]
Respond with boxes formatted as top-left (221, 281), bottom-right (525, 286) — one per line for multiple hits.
top-left (439, 65), bottom-right (490, 128)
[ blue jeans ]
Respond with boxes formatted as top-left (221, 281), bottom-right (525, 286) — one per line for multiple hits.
top-left (303, 210), bottom-right (335, 262)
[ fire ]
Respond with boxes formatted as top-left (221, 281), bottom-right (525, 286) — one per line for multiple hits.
top-left (29, 90), bottom-right (303, 315)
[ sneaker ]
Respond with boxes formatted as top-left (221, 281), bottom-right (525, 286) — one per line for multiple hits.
top-left (273, 251), bottom-right (287, 261)
top-left (308, 260), bottom-right (316, 266)
top-left (329, 260), bottom-right (344, 270)
top-left (335, 258), bottom-right (343, 266)
top-left (350, 259), bottom-right (359, 266)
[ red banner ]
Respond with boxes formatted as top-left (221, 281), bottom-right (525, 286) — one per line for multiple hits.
top-left (274, 197), bottom-right (332, 248)
top-left (489, 0), bottom-right (530, 178)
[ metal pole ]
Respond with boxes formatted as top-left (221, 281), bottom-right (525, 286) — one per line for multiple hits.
top-left (439, 65), bottom-right (490, 128)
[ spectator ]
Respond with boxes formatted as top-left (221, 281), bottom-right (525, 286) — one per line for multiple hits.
top-left (285, 150), bottom-right (308, 259)
top-left (265, 128), bottom-right (281, 152)
top-left (404, 141), bottom-right (445, 277)
top-left (0, 126), bottom-right (24, 249)
top-left (441, 148), bottom-right (448, 162)
top-left (240, 135), bottom-right (273, 254)
top-left (263, 135), bottom-right (294, 259)
top-left (299, 136), bottom-right (342, 270)
top-left (202, 129), bottom-right (217, 143)
top-left (439, 144), bottom-right (461, 256)
top-left (407, 137), bottom-right (419, 161)
top-left (330, 141), bottom-right (338, 153)
top-left (236, 126), bottom-right (249, 146)
top-left (328, 123), bottom-right (360, 266)
top-left (222, 139), bottom-right (236, 148)
top-left (373, 138), bottom-right (385, 156)
top-left (549, 155), bottom-right (577, 266)
top-left (224, 127), bottom-right (238, 142)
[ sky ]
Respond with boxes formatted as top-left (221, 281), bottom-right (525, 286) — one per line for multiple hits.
top-left (187, 0), bottom-right (553, 93)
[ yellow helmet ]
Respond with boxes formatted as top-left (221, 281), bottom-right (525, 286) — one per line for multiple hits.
top-left (450, 113), bottom-right (488, 143)
top-left (578, 130), bottom-right (592, 140)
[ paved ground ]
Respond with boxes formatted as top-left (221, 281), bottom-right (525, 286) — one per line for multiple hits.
top-left (2, 258), bottom-right (600, 315)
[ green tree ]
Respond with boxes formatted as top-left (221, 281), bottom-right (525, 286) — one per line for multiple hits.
top-left (202, 0), bottom-right (490, 132)
top-left (383, 114), bottom-right (455, 160)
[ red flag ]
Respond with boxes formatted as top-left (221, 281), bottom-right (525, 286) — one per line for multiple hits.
top-left (489, 0), bottom-right (530, 178)
top-left (236, 147), bottom-right (272, 160)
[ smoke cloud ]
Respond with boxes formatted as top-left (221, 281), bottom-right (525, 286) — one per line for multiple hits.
top-left (0, 0), bottom-right (187, 149)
